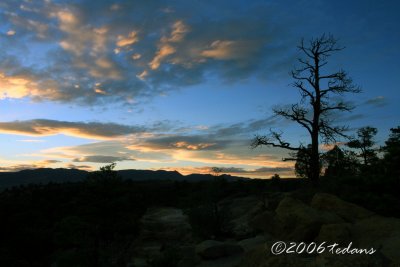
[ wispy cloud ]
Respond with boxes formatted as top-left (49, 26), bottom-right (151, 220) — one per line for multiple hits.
top-left (364, 96), bottom-right (387, 107)
top-left (17, 139), bottom-right (45, 143)
top-left (0, 159), bottom-right (61, 172)
top-left (73, 155), bottom-right (135, 163)
top-left (65, 163), bottom-right (93, 171)
top-left (0, 119), bottom-right (145, 140)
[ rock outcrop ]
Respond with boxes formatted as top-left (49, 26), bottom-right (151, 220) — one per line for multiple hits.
top-left (275, 196), bottom-right (343, 241)
top-left (195, 240), bottom-right (244, 260)
top-left (130, 193), bottom-right (400, 267)
top-left (239, 193), bottom-right (400, 267)
top-left (311, 193), bottom-right (375, 222)
top-left (219, 196), bottom-right (265, 238)
top-left (139, 207), bottom-right (193, 243)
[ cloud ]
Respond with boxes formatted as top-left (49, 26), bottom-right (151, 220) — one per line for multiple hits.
top-left (116, 31), bottom-right (138, 47)
top-left (201, 40), bottom-right (260, 60)
top-left (168, 20), bottom-right (189, 43)
top-left (0, 0), bottom-right (294, 105)
top-left (0, 72), bottom-right (59, 100)
top-left (6, 30), bottom-right (16, 36)
top-left (3, 116), bottom-right (295, 177)
top-left (73, 155), bottom-right (135, 163)
top-left (65, 163), bottom-right (92, 171)
top-left (364, 96), bottom-right (387, 107)
top-left (148, 20), bottom-right (189, 70)
top-left (0, 164), bottom-right (38, 172)
top-left (0, 119), bottom-right (145, 140)
top-left (17, 139), bottom-right (45, 143)
top-left (140, 135), bottom-right (228, 151)
top-left (149, 44), bottom-right (176, 70)
top-left (0, 159), bottom-right (61, 172)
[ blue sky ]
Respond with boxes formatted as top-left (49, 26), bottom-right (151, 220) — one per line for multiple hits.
top-left (0, 0), bottom-right (398, 177)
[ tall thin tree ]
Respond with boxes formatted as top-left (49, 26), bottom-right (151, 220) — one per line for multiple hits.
top-left (252, 34), bottom-right (361, 185)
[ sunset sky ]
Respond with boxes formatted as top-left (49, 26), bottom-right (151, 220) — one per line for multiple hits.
top-left (0, 0), bottom-right (398, 178)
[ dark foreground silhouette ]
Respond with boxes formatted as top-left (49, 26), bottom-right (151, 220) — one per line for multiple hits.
top-left (0, 167), bottom-right (399, 266)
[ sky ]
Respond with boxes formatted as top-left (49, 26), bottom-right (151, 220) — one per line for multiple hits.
top-left (0, 0), bottom-right (398, 178)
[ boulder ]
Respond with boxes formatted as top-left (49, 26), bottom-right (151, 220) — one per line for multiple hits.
top-left (177, 245), bottom-right (201, 267)
top-left (238, 235), bottom-right (269, 252)
top-left (196, 240), bottom-right (244, 260)
top-left (219, 196), bottom-right (265, 239)
top-left (139, 207), bottom-right (192, 243)
top-left (128, 258), bottom-right (149, 267)
top-left (196, 254), bottom-right (243, 267)
top-left (275, 196), bottom-right (343, 241)
top-left (249, 210), bottom-right (283, 236)
top-left (311, 193), bottom-right (375, 222)
top-left (351, 216), bottom-right (400, 263)
top-left (315, 223), bottom-right (352, 244)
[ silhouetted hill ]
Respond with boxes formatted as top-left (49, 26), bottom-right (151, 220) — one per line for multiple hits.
top-left (0, 168), bottom-right (87, 189)
top-left (0, 168), bottom-right (246, 189)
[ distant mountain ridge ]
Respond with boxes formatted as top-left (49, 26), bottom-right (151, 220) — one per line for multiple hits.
top-left (0, 168), bottom-right (247, 189)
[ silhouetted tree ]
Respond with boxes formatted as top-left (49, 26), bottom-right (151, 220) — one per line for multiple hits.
top-left (271, 173), bottom-right (281, 181)
top-left (323, 145), bottom-right (358, 177)
top-left (347, 126), bottom-right (378, 166)
top-left (252, 34), bottom-right (360, 185)
top-left (211, 167), bottom-right (223, 176)
top-left (86, 163), bottom-right (121, 185)
top-left (382, 126), bottom-right (400, 178)
top-left (294, 145), bottom-right (313, 178)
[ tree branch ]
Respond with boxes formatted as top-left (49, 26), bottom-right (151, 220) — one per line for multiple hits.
top-left (252, 131), bottom-right (301, 151)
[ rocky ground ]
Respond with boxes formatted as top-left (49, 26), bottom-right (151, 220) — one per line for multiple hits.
top-left (128, 192), bottom-right (400, 267)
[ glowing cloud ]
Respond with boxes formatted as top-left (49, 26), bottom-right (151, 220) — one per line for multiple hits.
top-left (173, 141), bottom-right (215, 150)
top-left (167, 20), bottom-right (189, 43)
top-left (0, 119), bottom-right (144, 140)
top-left (149, 44), bottom-right (176, 70)
top-left (137, 70), bottom-right (148, 80)
top-left (0, 73), bottom-right (33, 99)
top-left (6, 30), bottom-right (16, 36)
top-left (132, 53), bottom-right (141, 60)
top-left (0, 160), bottom-right (61, 172)
top-left (116, 31), bottom-right (138, 47)
top-left (148, 20), bottom-right (189, 70)
top-left (73, 155), bottom-right (135, 163)
top-left (0, 73), bottom-right (59, 100)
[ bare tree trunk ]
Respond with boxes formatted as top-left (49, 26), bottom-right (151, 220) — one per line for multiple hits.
top-left (310, 131), bottom-right (320, 186)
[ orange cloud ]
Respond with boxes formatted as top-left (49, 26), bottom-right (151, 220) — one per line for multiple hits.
top-left (0, 72), bottom-right (60, 100)
top-left (148, 20), bottom-right (189, 70)
top-left (149, 44), bottom-right (176, 70)
top-left (0, 159), bottom-right (61, 172)
top-left (0, 73), bottom-right (33, 99)
top-left (173, 141), bottom-right (215, 150)
top-left (167, 20), bottom-right (189, 43)
top-left (116, 31), bottom-right (138, 47)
